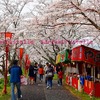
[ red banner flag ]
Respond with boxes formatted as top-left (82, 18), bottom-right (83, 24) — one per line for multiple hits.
top-left (19, 48), bottom-right (24, 60)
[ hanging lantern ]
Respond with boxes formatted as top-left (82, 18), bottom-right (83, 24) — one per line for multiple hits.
top-left (19, 48), bottom-right (24, 60)
top-left (5, 32), bottom-right (12, 39)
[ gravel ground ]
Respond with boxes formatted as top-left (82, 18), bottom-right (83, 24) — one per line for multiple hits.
top-left (20, 78), bottom-right (80, 100)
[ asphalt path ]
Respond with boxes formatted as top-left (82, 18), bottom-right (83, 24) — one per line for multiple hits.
top-left (20, 77), bottom-right (80, 100)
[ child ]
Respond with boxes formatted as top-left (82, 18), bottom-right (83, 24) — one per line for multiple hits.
top-left (58, 69), bottom-right (63, 86)
top-left (38, 65), bottom-right (44, 82)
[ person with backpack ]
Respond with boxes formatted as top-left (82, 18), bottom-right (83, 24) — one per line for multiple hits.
top-left (44, 62), bottom-right (49, 84)
top-left (46, 64), bottom-right (54, 89)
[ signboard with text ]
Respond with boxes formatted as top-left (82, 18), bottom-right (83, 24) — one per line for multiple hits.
top-left (71, 45), bottom-right (100, 66)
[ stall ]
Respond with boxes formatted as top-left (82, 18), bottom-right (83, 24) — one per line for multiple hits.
top-left (71, 45), bottom-right (100, 97)
top-left (56, 49), bottom-right (72, 85)
top-left (56, 49), bottom-right (79, 89)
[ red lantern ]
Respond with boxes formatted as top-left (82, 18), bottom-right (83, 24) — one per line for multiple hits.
top-left (19, 48), bottom-right (24, 60)
top-left (5, 32), bottom-right (12, 39)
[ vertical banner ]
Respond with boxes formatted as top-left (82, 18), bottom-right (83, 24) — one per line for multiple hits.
top-left (25, 54), bottom-right (30, 72)
top-left (19, 48), bottom-right (24, 60)
top-left (25, 54), bottom-right (29, 62)
top-left (19, 48), bottom-right (24, 67)
top-left (56, 54), bottom-right (61, 64)
top-left (27, 60), bottom-right (31, 66)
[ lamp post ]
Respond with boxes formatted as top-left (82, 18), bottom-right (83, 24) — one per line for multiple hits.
top-left (3, 32), bottom-right (12, 94)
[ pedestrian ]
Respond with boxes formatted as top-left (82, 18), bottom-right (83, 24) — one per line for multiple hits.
top-left (9, 60), bottom-right (22, 100)
top-left (44, 62), bottom-right (49, 84)
top-left (46, 64), bottom-right (54, 89)
top-left (56, 63), bottom-right (62, 74)
top-left (28, 64), bottom-right (34, 84)
top-left (38, 65), bottom-right (44, 82)
top-left (33, 62), bottom-right (38, 83)
top-left (58, 69), bottom-right (63, 86)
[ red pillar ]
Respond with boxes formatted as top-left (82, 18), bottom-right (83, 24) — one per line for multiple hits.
top-left (3, 32), bottom-right (12, 94)
top-left (3, 46), bottom-right (9, 94)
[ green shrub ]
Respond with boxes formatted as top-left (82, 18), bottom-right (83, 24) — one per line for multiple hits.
top-left (53, 73), bottom-right (58, 80)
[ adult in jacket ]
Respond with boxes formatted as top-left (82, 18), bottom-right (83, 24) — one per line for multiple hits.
top-left (33, 62), bottom-right (38, 83)
top-left (9, 60), bottom-right (22, 100)
top-left (28, 64), bottom-right (34, 84)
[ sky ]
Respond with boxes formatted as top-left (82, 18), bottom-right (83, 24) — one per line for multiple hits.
top-left (21, 0), bottom-right (53, 14)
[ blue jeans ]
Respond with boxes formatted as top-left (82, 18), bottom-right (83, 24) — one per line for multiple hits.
top-left (47, 79), bottom-right (52, 87)
top-left (39, 74), bottom-right (43, 80)
top-left (11, 82), bottom-right (21, 100)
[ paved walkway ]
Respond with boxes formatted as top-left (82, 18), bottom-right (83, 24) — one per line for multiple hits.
top-left (20, 77), bottom-right (80, 100)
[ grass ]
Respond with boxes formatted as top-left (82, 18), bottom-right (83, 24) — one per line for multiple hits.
top-left (53, 73), bottom-right (58, 80)
top-left (0, 88), bottom-right (11, 100)
top-left (0, 77), bottom-right (11, 100)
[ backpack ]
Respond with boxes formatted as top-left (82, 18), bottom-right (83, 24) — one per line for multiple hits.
top-left (46, 71), bottom-right (53, 78)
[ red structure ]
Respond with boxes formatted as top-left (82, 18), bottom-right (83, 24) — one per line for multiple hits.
top-left (3, 32), bottom-right (12, 94)
top-left (71, 45), bottom-right (100, 66)
top-left (71, 45), bottom-right (100, 97)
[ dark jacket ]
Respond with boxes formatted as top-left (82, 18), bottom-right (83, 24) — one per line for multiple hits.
top-left (9, 65), bottom-right (22, 83)
top-left (56, 66), bottom-right (62, 74)
top-left (33, 66), bottom-right (38, 74)
top-left (28, 65), bottom-right (34, 77)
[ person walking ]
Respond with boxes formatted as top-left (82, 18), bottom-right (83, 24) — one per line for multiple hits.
top-left (28, 64), bottom-right (34, 84)
top-left (58, 69), bottom-right (63, 86)
top-left (46, 64), bottom-right (54, 89)
top-left (33, 62), bottom-right (38, 83)
top-left (38, 65), bottom-right (44, 82)
top-left (56, 63), bottom-right (62, 74)
top-left (44, 62), bottom-right (49, 84)
top-left (9, 60), bottom-right (22, 100)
